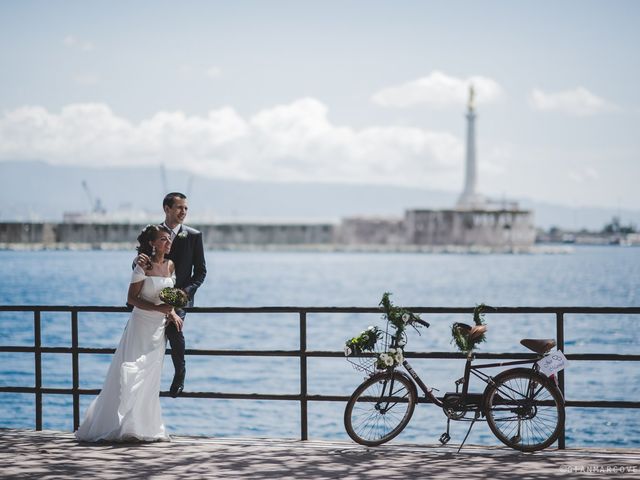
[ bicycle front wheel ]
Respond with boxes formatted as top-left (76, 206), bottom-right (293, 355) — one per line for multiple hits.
top-left (484, 369), bottom-right (564, 452)
top-left (344, 371), bottom-right (417, 446)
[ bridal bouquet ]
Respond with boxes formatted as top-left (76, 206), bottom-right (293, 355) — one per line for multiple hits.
top-left (159, 287), bottom-right (188, 308)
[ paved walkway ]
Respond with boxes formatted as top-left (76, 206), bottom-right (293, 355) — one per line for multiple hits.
top-left (1, 429), bottom-right (639, 479)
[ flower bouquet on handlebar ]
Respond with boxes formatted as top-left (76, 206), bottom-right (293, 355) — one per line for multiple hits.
top-left (344, 292), bottom-right (428, 376)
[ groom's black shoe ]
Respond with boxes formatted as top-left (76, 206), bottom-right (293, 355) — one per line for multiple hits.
top-left (170, 368), bottom-right (185, 398)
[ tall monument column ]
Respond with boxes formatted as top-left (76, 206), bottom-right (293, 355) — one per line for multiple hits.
top-left (457, 85), bottom-right (484, 209)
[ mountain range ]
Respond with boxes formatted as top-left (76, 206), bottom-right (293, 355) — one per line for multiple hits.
top-left (1, 160), bottom-right (637, 230)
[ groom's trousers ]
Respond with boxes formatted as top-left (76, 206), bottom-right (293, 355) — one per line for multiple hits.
top-left (165, 307), bottom-right (186, 374)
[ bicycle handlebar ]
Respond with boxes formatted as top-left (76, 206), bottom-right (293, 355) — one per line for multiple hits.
top-left (413, 318), bottom-right (430, 328)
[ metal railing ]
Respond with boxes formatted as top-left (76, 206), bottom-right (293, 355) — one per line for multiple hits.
top-left (1, 305), bottom-right (639, 449)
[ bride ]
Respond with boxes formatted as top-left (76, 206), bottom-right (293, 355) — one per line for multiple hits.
top-left (75, 225), bottom-right (183, 442)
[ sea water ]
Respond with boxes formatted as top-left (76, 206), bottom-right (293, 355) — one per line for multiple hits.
top-left (0, 246), bottom-right (638, 447)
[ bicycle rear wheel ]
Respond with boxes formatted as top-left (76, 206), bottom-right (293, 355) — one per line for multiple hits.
top-left (344, 371), bottom-right (417, 446)
top-left (484, 369), bottom-right (564, 452)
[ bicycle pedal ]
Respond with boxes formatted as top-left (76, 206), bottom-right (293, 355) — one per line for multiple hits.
top-left (439, 433), bottom-right (451, 445)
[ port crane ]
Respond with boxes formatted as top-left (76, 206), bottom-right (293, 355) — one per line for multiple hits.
top-left (81, 180), bottom-right (106, 214)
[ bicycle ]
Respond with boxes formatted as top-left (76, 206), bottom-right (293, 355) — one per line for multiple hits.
top-left (343, 302), bottom-right (566, 452)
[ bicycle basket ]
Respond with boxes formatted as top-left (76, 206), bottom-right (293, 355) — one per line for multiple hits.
top-left (344, 322), bottom-right (405, 375)
top-left (345, 351), bottom-right (379, 375)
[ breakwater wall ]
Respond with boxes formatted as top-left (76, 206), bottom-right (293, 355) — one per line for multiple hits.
top-left (0, 211), bottom-right (538, 251)
top-left (0, 222), bottom-right (336, 248)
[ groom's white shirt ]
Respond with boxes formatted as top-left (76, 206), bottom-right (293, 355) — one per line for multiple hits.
top-left (162, 222), bottom-right (181, 241)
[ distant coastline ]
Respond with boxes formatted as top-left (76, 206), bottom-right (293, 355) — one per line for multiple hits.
top-left (0, 241), bottom-right (573, 254)
top-left (0, 209), bottom-right (538, 252)
top-left (3, 220), bottom-right (637, 252)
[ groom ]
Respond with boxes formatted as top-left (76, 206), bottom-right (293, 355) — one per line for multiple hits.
top-left (138, 192), bottom-right (207, 397)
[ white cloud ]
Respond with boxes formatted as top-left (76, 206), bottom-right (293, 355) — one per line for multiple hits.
top-left (0, 99), bottom-right (464, 189)
top-left (568, 166), bottom-right (600, 183)
top-left (529, 87), bottom-right (618, 116)
top-left (205, 66), bottom-right (222, 79)
top-left (584, 167), bottom-right (599, 179)
top-left (371, 71), bottom-right (504, 108)
top-left (63, 35), bottom-right (94, 52)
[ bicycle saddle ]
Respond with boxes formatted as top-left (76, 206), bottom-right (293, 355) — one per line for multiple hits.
top-left (520, 338), bottom-right (556, 354)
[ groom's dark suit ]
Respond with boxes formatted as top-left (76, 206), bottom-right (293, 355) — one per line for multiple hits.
top-left (164, 224), bottom-right (207, 380)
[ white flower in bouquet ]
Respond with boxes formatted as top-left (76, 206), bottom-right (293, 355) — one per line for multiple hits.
top-left (402, 313), bottom-right (410, 324)
top-left (389, 347), bottom-right (396, 354)
top-left (394, 349), bottom-right (404, 364)
top-left (384, 356), bottom-right (395, 366)
top-left (344, 346), bottom-right (352, 356)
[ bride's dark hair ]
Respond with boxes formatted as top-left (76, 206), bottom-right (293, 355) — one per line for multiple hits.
top-left (137, 225), bottom-right (171, 256)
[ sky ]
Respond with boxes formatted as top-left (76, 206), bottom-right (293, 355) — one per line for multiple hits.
top-left (1, 0), bottom-right (639, 211)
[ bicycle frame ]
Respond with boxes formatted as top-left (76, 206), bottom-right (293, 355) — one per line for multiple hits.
top-left (399, 354), bottom-right (544, 409)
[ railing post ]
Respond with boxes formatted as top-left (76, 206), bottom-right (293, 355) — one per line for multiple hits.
top-left (71, 310), bottom-right (80, 431)
top-left (299, 310), bottom-right (308, 441)
top-left (556, 311), bottom-right (566, 449)
top-left (34, 310), bottom-right (42, 431)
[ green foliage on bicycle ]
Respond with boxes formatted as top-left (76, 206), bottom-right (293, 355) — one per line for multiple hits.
top-left (344, 292), bottom-right (425, 375)
top-left (378, 291), bottom-right (424, 337)
top-left (451, 303), bottom-right (489, 353)
top-left (344, 326), bottom-right (382, 355)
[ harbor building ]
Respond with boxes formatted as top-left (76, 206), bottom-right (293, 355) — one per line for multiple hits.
top-left (343, 86), bottom-right (536, 249)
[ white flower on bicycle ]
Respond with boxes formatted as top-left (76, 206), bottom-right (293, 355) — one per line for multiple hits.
top-left (389, 347), bottom-right (396, 354)
top-left (379, 353), bottom-right (389, 362)
top-left (384, 356), bottom-right (395, 366)
top-left (394, 349), bottom-right (404, 363)
top-left (344, 346), bottom-right (352, 356)
top-left (367, 325), bottom-right (376, 332)
top-left (402, 313), bottom-right (410, 324)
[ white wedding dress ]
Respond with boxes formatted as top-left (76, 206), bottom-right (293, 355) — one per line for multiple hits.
top-left (75, 266), bottom-right (173, 442)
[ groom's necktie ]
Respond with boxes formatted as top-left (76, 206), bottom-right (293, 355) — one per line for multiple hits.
top-left (163, 223), bottom-right (177, 241)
